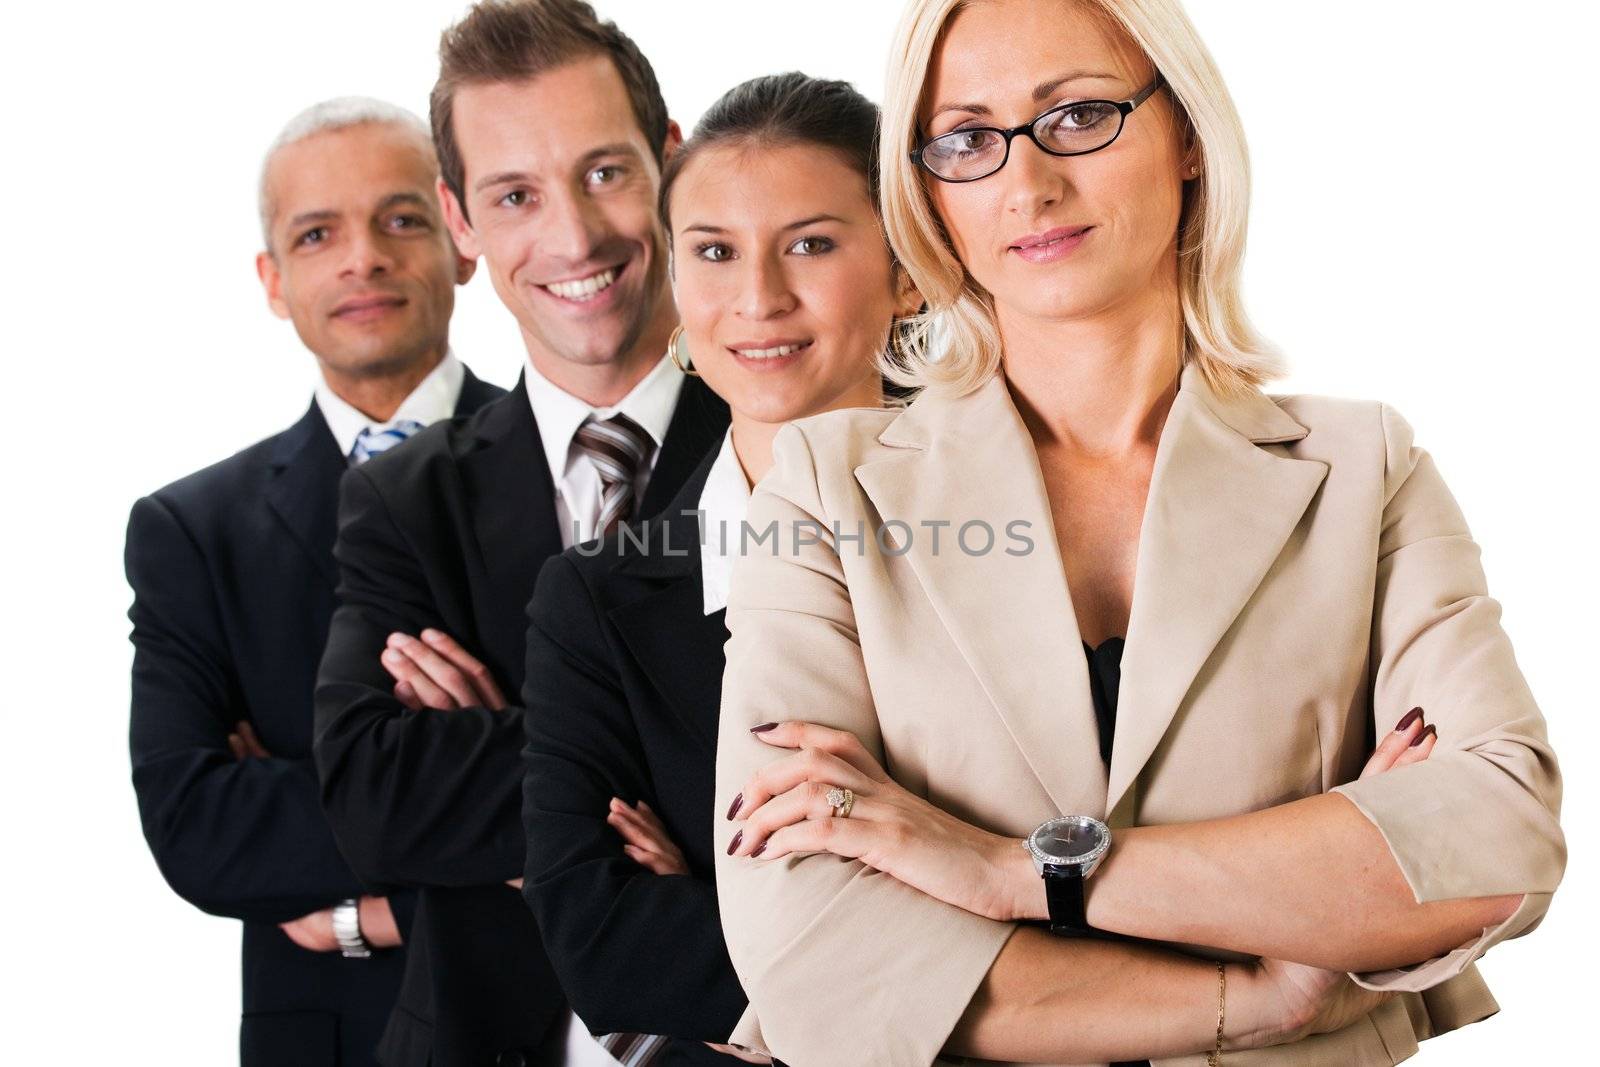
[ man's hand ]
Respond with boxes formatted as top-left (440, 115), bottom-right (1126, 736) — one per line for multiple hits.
top-left (279, 908), bottom-right (338, 952)
top-left (227, 721), bottom-right (271, 761)
top-left (609, 798), bottom-right (691, 876)
top-left (380, 628), bottom-right (508, 711)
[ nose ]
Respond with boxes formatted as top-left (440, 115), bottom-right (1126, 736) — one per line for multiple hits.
top-left (735, 251), bottom-right (796, 321)
top-left (540, 186), bottom-right (607, 266)
top-left (1000, 135), bottom-right (1070, 219)
top-left (340, 226), bottom-right (398, 280)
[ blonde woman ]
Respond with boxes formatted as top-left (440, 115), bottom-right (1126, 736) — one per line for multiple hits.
top-left (711, 1), bottom-right (1564, 1064)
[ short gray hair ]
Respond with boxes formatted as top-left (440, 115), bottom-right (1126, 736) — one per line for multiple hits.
top-left (258, 96), bottom-right (433, 251)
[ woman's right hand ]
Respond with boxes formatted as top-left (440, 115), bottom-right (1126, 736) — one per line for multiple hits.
top-left (1234, 708), bottom-right (1437, 1047)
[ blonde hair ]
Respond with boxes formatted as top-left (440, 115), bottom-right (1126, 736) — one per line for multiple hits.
top-left (879, 0), bottom-right (1284, 398)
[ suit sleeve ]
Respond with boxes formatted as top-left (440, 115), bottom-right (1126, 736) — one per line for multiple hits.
top-left (521, 554), bottom-right (747, 1041)
top-left (314, 464), bottom-right (525, 888)
top-left (126, 494), bottom-right (366, 923)
top-left (1332, 403), bottom-right (1565, 991)
top-left (712, 425), bottom-right (1014, 1067)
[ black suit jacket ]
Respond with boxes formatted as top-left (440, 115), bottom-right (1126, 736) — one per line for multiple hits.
top-left (126, 367), bottom-right (502, 1067)
top-left (314, 373), bottom-right (729, 1067)
top-left (521, 447), bottom-right (748, 1067)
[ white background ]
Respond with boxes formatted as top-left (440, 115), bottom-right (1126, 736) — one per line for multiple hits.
top-left (2, 0), bottom-right (1594, 1061)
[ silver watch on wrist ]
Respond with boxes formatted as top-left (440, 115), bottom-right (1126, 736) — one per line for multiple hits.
top-left (1024, 815), bottom-right (1111, 935)
top-left (331, 898), bottom-right (372, 958)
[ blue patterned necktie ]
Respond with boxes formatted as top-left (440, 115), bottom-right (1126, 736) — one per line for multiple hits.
top-left (350, 419), bottom-right (426, 465)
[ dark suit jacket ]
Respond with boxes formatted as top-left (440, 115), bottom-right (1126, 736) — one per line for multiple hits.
top-left (521, 447), bottom-right (748, 1067)
top-left (314, 373), bottom-right (729, 1067)
top-left (126, 367), bottom-right (502, 1067)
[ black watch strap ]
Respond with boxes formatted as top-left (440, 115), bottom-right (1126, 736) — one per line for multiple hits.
top-left (1043, 864), bottom-right (1090, 935)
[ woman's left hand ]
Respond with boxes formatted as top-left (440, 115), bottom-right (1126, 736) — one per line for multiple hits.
top-left (725, 722), bottom-right (1028, 920)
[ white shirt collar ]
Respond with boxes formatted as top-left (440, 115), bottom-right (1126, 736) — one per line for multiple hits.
top-left (315, 349), bottom-right (464, 461)
top-left (698, 429), bottom-right (752, 615)
top-left (522, 350), bottom-right (684, 490)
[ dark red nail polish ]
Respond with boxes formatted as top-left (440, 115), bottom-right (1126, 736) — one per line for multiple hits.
top-left (1411, 724), bottom-right (1437, 747)
top-left (750, 722), bottom-right (779, 734)
top-left (1394, 707), bottom-right (1423, 732)
top-left (726, 793), bottom-right (743, 821)
top-left (751, 841), bottom-right (767, 858)
top-left (727, 830), bottom-right (743, 855)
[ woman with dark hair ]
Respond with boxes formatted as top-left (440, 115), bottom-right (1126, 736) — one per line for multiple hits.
top-left (517, 72), bottom-right (917, 1064)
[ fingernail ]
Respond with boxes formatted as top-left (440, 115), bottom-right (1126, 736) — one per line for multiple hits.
top-left (726, 793), bottom-right (743, 820)
top-left (751, 841), bottom-right (767, 858)
top-left (1394, 707), bottom-right (1423, 732)
top-left (1411, 724), bottom-right (1437, 747)
top-left (751, 722), bottom-right (779, 734)
top-left (727, 830), bottom-right (743, 855)
top-left (381, 649), bottom-right (402, 662)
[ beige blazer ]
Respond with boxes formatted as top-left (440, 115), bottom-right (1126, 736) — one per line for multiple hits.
top-left (713, 362), bottom-right (1564, 1066)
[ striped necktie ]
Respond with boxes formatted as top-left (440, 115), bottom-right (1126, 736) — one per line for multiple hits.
top-left (598, 1033), bottom-right (668, 1065)
top-left (350, 419), bottom-right (426, 465)
top-left (572, 413), bottom-right (655, 537)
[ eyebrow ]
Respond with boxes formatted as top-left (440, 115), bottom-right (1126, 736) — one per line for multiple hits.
top-left (285, 209), bottom-right (338, 231)
top-left (928, 70), bottom-right (1124, 122)
top-left (376, 191), bottom-right (436, 215)
top-left (679, 214), bottom-right (850, 236)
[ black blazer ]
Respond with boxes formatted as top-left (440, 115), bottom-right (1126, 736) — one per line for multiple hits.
top-left (126, 367), bottom-right (501, 1067)
top-left (314, 373), bottom-right (728, 1067)
top-left (521, 447), bottom-right (748, 1067)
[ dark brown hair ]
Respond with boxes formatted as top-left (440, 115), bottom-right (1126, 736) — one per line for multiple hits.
top-left (659, 71), bottom-right (881, 234)
top-left (430, 0), bottom-right (669, 218)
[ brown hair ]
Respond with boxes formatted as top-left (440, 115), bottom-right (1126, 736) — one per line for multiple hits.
top-left (658, 72), bottom-right (881, 236)
top-left (430, 0), bottom-right (670, 218)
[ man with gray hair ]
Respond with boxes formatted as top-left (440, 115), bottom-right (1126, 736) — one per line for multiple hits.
top-left (125, 96), bottom-right (502, 1066)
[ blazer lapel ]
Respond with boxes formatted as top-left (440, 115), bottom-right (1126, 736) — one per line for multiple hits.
top-left (1106, 365), bottom-right (1328, 818)
top-left (459, 375), bottom-right (565, 670)
top-left (854, 377), bottom-right (1108, 816)
top-left (642, 376), bottom-right (730, 518)
top-left (264, 401), bottom-right (345, 586)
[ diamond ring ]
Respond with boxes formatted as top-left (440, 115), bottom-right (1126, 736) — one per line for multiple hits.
top-left (825, 786), bottom-right (855, 819)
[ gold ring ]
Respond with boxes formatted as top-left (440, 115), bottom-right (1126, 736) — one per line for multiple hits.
top-left (825, 786), bottom-right (855, 819)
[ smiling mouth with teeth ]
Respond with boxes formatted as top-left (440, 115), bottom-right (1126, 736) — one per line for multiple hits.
top-left (732, 341), bottom-right (812, 360)
top-left (541, 265), bottom-right (622, 302)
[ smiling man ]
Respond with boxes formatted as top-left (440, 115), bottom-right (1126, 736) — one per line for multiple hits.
top-left (126, 97), bottom-right (501, 1066)
top-left (311, 4), bottom-right (727, 1066)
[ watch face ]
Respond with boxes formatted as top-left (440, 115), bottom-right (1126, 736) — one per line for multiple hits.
top-left (1041, 822), bottom-right (1102, 860)
top-left (1029, 815), bottom-right (1109, 866)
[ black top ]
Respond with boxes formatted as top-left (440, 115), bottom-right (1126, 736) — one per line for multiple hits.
top-left (1082, 637), bottom-right (1125, 767)
top-left (1083, 637), bottom-right (1152, 1067)
top-left (521, 446), bottom-right (748, 1065)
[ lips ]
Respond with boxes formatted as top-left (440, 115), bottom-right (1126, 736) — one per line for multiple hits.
top-left (1009, 225), bottom-right (1093, 252)
top-left (333, 293), bottom-right (407, 318)
top-left (541, 264), bottom-right (624, 303)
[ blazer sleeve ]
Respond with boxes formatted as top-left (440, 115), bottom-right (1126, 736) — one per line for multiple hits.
top-left (126, 495), bottom-right (366, 922)
top-left (1332, 403), bottom-right (1565, 992)
top-left (521, 554), bottom-right (747, 1041)
top-left (313, 464), bottom-right (525, 888)
top-left (713, 424), bottom-right (1014, 1067)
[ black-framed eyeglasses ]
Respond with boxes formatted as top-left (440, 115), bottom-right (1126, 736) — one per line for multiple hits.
top-left (910, 75), bottom-right (1165, 184)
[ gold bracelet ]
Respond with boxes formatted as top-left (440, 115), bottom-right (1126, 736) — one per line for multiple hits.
top-left (1206, 962), bottom-right (1227, 1066)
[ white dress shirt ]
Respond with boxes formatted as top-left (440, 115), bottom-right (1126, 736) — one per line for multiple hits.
top-left (523, 352), bottom-right (684, 548)
top-left (314, 349), bottom-right (464, 464)
top-left (698, 429), bottom-right (752, 616)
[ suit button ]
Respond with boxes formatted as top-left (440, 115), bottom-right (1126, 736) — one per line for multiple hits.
top-left (495, 1052), bottom-right (527, 1067)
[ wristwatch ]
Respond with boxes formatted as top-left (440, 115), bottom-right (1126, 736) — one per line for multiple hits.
top-left (331, 898), bottom-right (372, 958)
top-left (1024, 815), bottom-right (1111, 935)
